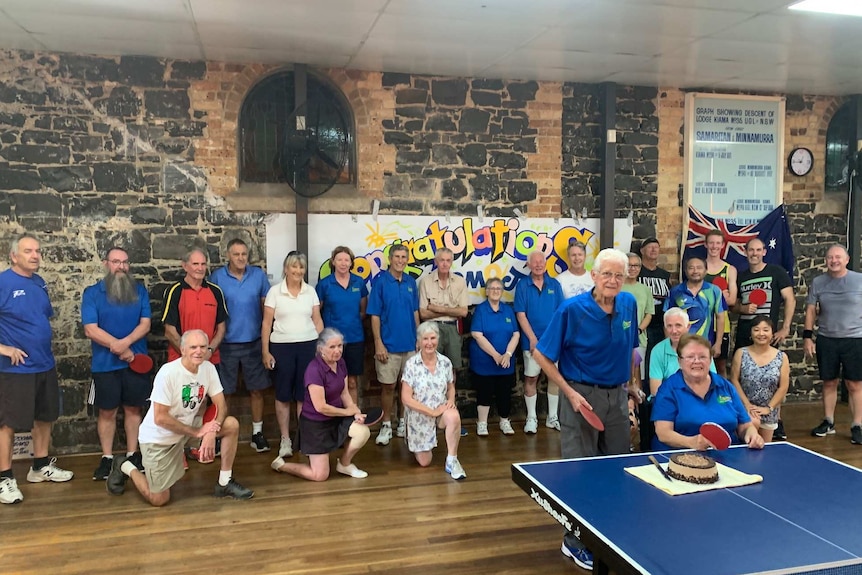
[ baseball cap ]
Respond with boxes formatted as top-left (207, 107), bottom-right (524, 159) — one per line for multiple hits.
top-left (639, 237), bottom-right (660, 253)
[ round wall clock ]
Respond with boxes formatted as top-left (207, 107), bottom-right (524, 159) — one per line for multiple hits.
top-left (788, 147), bottom-right (813, 176)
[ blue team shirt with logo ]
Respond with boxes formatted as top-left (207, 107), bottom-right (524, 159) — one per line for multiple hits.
top-left (209, 265), bottom-right (271, 343)
top-left (0, 268), bottom-right (54, 373)
top-left (367, 270), bottom-right (418, 353)
top-left (81, 280), bottom-right (151, 372)
top-left (469, 299), bottom-right (519, 376)
top-left (513, 273), bottom-right (564, 351)
top-left (316, 273), bottom-right (368, 344)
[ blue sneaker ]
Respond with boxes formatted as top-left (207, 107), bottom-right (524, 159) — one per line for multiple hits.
top-left (460, 426), bottom-right (468, 437)
top-left (561, 541), bottom-right (593, 570)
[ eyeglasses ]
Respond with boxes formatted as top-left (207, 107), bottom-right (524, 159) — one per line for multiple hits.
top-left (680, 355), bottom-right (710, 363)
top-left (107, 259), bottom-right (130, 266)
top-left (486, 287), bottom-right (503, 291)
top-left (628, 263), bottom-right (641, 268)
top-left (598, 271), bottom-right (624, 281)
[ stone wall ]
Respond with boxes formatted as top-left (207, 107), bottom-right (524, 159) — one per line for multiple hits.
top-left (0, 47), bottom-right (848, 452)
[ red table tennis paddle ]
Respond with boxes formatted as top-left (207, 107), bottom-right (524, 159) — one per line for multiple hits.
top-left (749, 289), bottom-right (768, 306)
top-left (359, 407), bottom-right (384, 426)
top-left (700, 422), bottom-right (731, 450)
top-left (129, 353), bottom-right (153, 374)
top-left (190, 403), bottom-right (220, 464)
top-left (710, 276), bottom-right (728, 291)
top-left (579, 406), bottom-right (605, 431)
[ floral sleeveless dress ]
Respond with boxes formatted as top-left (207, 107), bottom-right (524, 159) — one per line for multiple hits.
top-left (739, 348), bottom-right (783, 425)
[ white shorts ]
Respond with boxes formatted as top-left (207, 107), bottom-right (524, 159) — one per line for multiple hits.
top-left (523, 350), bottom-right (551, 378)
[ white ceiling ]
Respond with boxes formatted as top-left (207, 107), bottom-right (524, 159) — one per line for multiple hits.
top-left (1, 0), bottom-right (861, 94)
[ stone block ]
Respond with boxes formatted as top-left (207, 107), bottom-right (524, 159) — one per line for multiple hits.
top-left (441, 178), bottom-right (468, 199)
top-left (410, 178), bottom-right (436, 196)
top-left (0, 83), bottom-right (47, 105)
top-left (618, 99), bottom-right (656, 117)
top-left (431, 79), bottom-right (468, 106)
top-left (459, 108), bottom-right (490, 133)
top-left (1, 144), bottom-right (70, 165)
top-left (52, 116), bottom-right (88, 133)
top-left (169, 209), bottom-right (200, 226)
top-left (426, 114), bottom-right (457, 132)
top-left (93, 163), bottom-right (144, 192)
top-left (58, 54), bottom-right (119, 82)
top-left (383, 131), bottom-right (414, 146)
top-left (119, 56), bottom-right (166, 87)
top-left (403, 120), bottom-right (423, 131)
top-left (382, 72), bottom-right (411, 87)
top-left (152, 234), bottom-right (205, 260)
top-left (67, 196), bottom-right (117, 219)
top-left (501, 117), bottom-right (527, 135)
top-left (163, 163), bottom-right (206, 194)
top-left (164, 120), bottom-right (206, 137)
top-left (154, 138), bottom-right (191, 155)
top-left (472, 79), bottom-right (504, 90)
top-left (513, 137), bottom-right (537, 153)
top-left (39, 166), bottom-right (93, 192)
top-left (622, 132), bottom-right (659, 146)
top-left (145, 90), bottom-right (191, 119)
top-left (0, 168), bottom-right (41, 191)
top-left (171, 60), bottom-right (207, 80)
top-left (70, 135), bottom-right (106, 153)
top-left (459, 143), bottom-right (487, 167)
top-left (396, 88), bottom-right (428, 105)
top-left (490, 152), bottom-right (527, 169)
top-left (432, 144), bottom-right (458, 164)
top-left (508, 181), bottom-right (537, 203)
top-left (0, 112), bottom-right (26, 127)
top-left (21, 130), bottom-right (60, 144)
top-left (396, 106), bottom-right (427, 119)
top-left (0, 131), bottom-right (17, 144)
top-left (13, 192), bottom-right (62, 217)
top-left (507, 81), bottom-right (539, 101)
top-left (396, 149), bottom-right (430, 164)
top-left (96, 229), bottom-right (151, 263)
top-left (471, 91), bottom-right (501, 107)
top-left (615, 174), bottom-right (643, 191)
top-left (130, 206), bottom-right (167, 224)
top-left (383, 174), bottom-right (411, 197)
top-left (423, 167), bottom-right (453, 179)
top-left (99, 86), bottom-right (141, 118)
top-left (380, 198), bottom-right (425, 212)
top-left (469, 174), bottom-right (501, 201)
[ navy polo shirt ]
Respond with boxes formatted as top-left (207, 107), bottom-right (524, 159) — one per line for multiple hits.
top-left (81, 280), bottom-right (151, 373)
top-left (367, 270), bottom-right (419, 353)
top-left (0, 269), bottom-right (54, 373)
top-left (316, 273), bottom-right (368, 344)
top-left (650, 370), bottom-right (750, 451)
top-left (469, 300), bottom-right (518, 376)
top-left (209, 265), bottom-right (271, 344)
top-left (513, 273), bottom-right (564, 351)
top-left (536, 290), bottom-right (638, 386)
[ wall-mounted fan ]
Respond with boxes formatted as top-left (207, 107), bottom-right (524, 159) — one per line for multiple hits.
top-left (279, 98), bottom-right (349, 198)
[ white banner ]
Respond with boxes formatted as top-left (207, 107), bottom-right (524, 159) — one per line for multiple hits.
top-left (265, 214), bottom-right (633, 304)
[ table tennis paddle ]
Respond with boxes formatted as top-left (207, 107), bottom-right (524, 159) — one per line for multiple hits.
top-left (749, 288), bottom-right (768, 306)
top-left (203, 402), bottom-right (218, 424)
top-left (129, 353), bottom-right (153, 374)
top-left (579, 406), bottom-right (605, 431)
top-left (700, 421), bottom-right (731, 450)
top-left (710, 276), bottom-right (728, 291)
top-left (360, 406), bottom-right (384, 426)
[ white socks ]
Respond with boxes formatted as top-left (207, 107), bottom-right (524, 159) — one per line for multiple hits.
top-left (218, 470), bottom-right (232, 487)
top-left (525, 394), bottom-right (538, 419)
top-left (547, 393), bottom-right (559, 420)
top-left (252, 421), bottom-right (263, 434)
top-left (477, 405), bottom-right (490, 423)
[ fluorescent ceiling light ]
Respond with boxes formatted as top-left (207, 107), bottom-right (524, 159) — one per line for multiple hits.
top-left (788, 0), bottom-right (862, 17)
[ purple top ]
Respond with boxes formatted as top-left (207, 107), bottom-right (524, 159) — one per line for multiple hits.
top-left (302, 354), bottom-right (348, 421)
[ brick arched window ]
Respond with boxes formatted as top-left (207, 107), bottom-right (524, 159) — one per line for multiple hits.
top-left (239, 70), bottom-right (356, 187)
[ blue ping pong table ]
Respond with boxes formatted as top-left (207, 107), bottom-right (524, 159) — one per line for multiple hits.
top-left (512, 443), bottom-right (862, 575)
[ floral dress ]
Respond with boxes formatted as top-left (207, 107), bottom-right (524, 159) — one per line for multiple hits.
top-left (402, 352), bottom-right (453, 453)
top-left (739, 348), bottom-right (783, 425)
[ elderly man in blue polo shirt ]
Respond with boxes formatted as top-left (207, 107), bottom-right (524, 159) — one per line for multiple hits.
top-left (83, 247), bottom-right (152, 481)
top-left (367, 244), bottom-right (420, 446)
top-left (209, 238), bottom-right (273, 453)
top-left (533, 248), bottom-right (641, 571)
top-left (514, 250), bottom-right (564, 433)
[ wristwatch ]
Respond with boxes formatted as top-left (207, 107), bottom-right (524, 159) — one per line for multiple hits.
top-left (207, 346), bottom-right (214, 353)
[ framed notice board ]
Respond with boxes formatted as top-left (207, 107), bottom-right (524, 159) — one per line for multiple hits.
top-left (684, 93), bottom-right (785, 226)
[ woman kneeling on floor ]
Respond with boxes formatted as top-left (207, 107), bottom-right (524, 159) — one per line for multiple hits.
top-left (271, 328), bottom-right (370, 481)
top-left (401, 321), bottom-right (466, 480)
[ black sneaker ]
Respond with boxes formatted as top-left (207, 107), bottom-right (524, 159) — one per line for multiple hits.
top-left (93, 456), bottom-right (113, 481)
top-left (106, 455), bottom-right (128, 496)
top-left (213, 478), bottom-right (254, 500)
top-left (811, 419), bottom-right (836, 437)
top-left (215, 437), bottom-right (221, 458)
top-left (774, 419), bottom-right (787, 441)
top-left (851, 426), bottom-right (862, 445)
top-left (250, 432), bottom-right (271, 453)
top-left (128, 452), bottom-right (145, 473)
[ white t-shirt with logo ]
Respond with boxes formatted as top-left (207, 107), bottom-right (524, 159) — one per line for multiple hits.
top-left (557, 270), bottom-right (594, 299)
top-left (138, 358), bottom-right (224, 445)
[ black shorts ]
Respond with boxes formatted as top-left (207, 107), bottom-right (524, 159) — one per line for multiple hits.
top-left (0, 368), bottom-right (60, 431)
top-left (92, 368), bottom-right (151, 410)
top-left (217, 340), bottom-right (271, 394)
top-left (297, 414), bottom-right (352, 455)
top-left (269, 340), bottom-right (317, 402)
top-left (717, 333), bottom-right (730, 360)
top-left (342, 341), bottom-right (365, 376)
top-left (816, 335), bottom-right (862, 381)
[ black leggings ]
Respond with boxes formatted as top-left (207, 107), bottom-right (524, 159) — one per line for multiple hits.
top-left (472, 371), bottom-right (514, 418)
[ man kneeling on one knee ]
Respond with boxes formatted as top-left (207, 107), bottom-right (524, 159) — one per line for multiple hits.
top-left (107, 329), bottom-right (253, 505)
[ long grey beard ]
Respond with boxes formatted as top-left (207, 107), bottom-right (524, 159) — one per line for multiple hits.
top-left (105, 271), bottom-right (139, 304)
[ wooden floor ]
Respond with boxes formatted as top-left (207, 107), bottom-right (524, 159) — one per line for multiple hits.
top-left (2, 402), bottom-right (861, 575)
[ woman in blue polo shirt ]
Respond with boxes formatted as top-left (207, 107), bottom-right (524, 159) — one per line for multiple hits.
top-left (316, 246), bottom-right (368, 404)
top-left (469, 277), bottom-right (520, 436)
top-left (652, 333), bottom-right (764, 451)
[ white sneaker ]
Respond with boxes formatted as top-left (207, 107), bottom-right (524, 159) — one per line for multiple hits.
top-left (278, 437), bottom-right (293, 458)
top-left (546, 416), bottom-right (561, 431)
top-left (271, 456), bottom-right (285, 472)
top-left (524, 417), bottom-right (538, 434)
top-left (499, 418), bottom-right (515, 435)
top-left (27, 458), bottom-right (73, 483)
top-left (376, 423), bottom-right (393, 445)
top-left (0, 477), bottom-right (23, 504)
top-left (336, 459), bottom-right (368, 478)
top-left (476, 422), bottom-right (489, 436)
top-left (445, 458), bottom-right (466, 480)
top-left (395, 418), bottom-right (406, 438)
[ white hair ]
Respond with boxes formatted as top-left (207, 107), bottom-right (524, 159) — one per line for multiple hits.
top-left (593, 248), bottom-right (628, 272)
top-left (663, 307), bottom-right (690, 326)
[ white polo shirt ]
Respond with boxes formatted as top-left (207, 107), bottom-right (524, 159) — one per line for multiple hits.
top-left (265, 280), bottom-right (320, 343)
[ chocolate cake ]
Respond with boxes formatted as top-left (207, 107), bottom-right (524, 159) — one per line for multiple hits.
top-left (667, 452), bottom-right (719, 484)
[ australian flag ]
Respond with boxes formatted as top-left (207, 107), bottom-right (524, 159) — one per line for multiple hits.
top-left (684, 204), bottom-right (795, 281)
